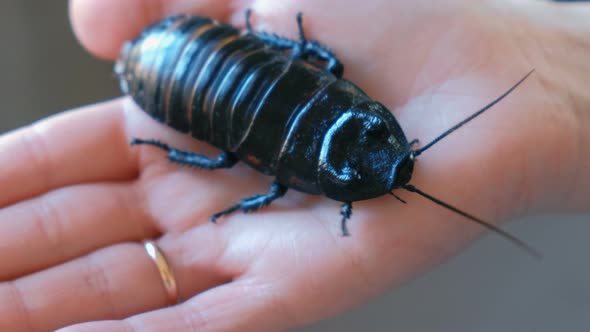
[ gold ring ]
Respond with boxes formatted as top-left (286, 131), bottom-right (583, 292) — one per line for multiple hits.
top-left (143, 240), bottom-right (179, 305)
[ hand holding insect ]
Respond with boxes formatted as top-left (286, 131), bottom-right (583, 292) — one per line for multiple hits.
top-left (0, 0), bottom-right (588, 331)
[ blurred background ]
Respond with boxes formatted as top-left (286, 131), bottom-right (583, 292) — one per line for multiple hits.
top-left (0, 1), bottom-right (588, 331)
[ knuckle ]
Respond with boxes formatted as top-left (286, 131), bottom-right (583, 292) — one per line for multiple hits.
top-left (2, 281), bottom-right (34, 331)
top-left (82, 254), bottom-right (117, 316)
top-left (21, 124), bottom-right (54, 188)
top-left (32, 195), bottom-right (66, 253)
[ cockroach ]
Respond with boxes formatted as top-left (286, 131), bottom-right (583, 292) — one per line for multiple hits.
top-left (115, 11), bottom-right (538, 256)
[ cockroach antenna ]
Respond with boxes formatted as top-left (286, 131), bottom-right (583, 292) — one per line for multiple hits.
top-left (414, 69), bottom-right (535, 157)
top-left (400, 185), bottom-right (542, 258)
top-left (397, 70), bottom-right (541, 258)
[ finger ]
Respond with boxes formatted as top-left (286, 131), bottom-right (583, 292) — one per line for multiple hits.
top-left (0, 183), bottom-right (158, 280)
top-left (58, 278), bottom-right (290, 332)
top-left (0, 99), bottom-right (137, 207)
top-left (0, 230), bottom-right (231, 331)
top-left (69, 0), bottom-right (235, 59)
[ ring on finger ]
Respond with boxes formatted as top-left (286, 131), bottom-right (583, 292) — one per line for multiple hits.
top-left (143, 240), bottom-right (179, 305)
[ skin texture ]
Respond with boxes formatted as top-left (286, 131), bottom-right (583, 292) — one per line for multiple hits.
top-left (0, 0), bottom-right (587, 330)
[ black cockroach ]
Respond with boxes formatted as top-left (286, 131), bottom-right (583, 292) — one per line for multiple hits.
top-left (115, 11), bottom-right (538, 256)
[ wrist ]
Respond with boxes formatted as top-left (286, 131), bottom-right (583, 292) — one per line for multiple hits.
top-left (513, 4), bottom-right (590, 215)
top-left (552, 39), bottom-right (590, 214)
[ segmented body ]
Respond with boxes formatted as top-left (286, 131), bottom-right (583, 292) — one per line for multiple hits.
top-left (116, 14), bottom-right (402, 197)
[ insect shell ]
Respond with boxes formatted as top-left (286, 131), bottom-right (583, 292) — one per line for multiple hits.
top-left (115, 12), bottom-right (537, 256)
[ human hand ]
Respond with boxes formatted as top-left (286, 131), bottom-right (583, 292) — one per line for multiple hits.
top-left (0, 0), bottom-right (588, 331)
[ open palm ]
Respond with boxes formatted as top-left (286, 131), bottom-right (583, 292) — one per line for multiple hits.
top-left (0, 0), bottom-right (584, 331)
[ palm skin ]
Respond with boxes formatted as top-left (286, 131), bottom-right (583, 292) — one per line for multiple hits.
top-left (0, 0), bottom-right (586, 331)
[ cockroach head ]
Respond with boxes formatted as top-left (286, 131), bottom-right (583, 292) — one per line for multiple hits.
top-left (317, 101), bottom-right (412, 201)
